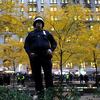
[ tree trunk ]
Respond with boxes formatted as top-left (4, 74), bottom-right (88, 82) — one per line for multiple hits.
top-left (12, 60), bottom-right (16, 88)
top-left (93, 51), bottom-right (98, 86)
top-left (60, 49), bottom-right (63, 85)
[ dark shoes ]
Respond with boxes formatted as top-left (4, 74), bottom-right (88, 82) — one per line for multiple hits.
top-left (33, 88), bottom-right (54, 100)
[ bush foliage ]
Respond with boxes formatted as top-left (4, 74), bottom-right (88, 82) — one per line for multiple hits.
top-left (0, 86), bottom-right (32, 100)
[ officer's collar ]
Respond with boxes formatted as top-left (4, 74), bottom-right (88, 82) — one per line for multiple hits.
top-left (34, 28), bottom-right (43, 32)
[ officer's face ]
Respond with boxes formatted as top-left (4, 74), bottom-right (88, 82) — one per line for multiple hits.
top-left (35, 21), bottom-right (43, 29)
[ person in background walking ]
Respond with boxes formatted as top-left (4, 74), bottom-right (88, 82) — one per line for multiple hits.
top-left (24, 16), bottom-right (57, 99)
top-left (79, 74), bottom-right (84, 84)
top-left (66, 74), bottom-right (69, 83)
top-left (17, 73), bottom-right (25, 86)
top-left (84, 74), bottom-right (89, 85)
top-left (69, 72), bottom-right (73, 82)
top-left (0, 73), bottom-right (3, 85)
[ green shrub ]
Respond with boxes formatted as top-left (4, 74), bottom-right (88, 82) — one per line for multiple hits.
top-left (43, 86), bottom-right (81, 100)
top-left (0, 86), bottom-right (32, 100)
top-left (1, 85), bottom-right (100, 100)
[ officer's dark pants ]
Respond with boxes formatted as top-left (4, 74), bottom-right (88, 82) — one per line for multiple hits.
top-left (29, 54), bottom-right (53, 93)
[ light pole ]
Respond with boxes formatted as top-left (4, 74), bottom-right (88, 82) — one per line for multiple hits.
top-left (93, 51), bottom-right (98, 86)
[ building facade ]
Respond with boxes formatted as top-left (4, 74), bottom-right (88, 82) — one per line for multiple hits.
top-left (0, 0), bottom-right (100, 23)
top-left (17, 0), bottom-right (100, 19)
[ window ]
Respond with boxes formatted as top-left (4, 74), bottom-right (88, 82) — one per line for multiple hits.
top-left (11, 0), bottom-right (15, 4)
top-left (33, 7), bottom-right (37, 11)
top-left (76, 0), bottom-right (80, 3)
top-left (0, 35), bottom-right (4, 44)
top-left (86, 16), bottom-right (89, 21)
top-left (99, 0), bottom-right (100, 4)
top-left (95, 0), bottom-right (100, 4)
top-left (87, 16), bottom-right (93, 21)
top-left (50, 0), bottom-right (57, 4)
top-left (96, 16), bottom-right (100, 21)
top-left (74, 16), bottom-right (77, 20)
top-left (0, 0), bottom-right (2, 4)
top-left (29, 0), bottom-right (32, 2)
top-left (28, 0), bottom-right (36, 3)
top-left (50, 7), bottom-right (53, 11)
top-left (90, 26), bottom-right (93, 30)
top-left (5, 27), bottom-right (9, 32)
top-left (33, 0), bottom-right (36, 2)
top-left (96, 7), bottom-right (99, 12)
top-left (41, 6), bottom-right (44, 11)
top-left (29, 15), bottom-right (32, 19)
top-left (95, 0), bottom-right (97, 4)
top-left (20, 8), bottom-right (24, 12)
top-left (96, 7), bottom-right (100, 12)
top-left (61, 0), bottom-right (68, 3)
top-left (54, 7), bottom-right (57, 11)
top-left (87, 0), bottom-right (90, 4)
top-left (21, 0), bottom-right (24, 3)
top-left (51, 27), bottom-right (54, 31)
top-left (5, 36), bottom-right (11, 43)
top-left (89, 17), bottom-right (93, 21)
top-left (51, 16), bottom-right (57, 21)
top-left (51, 16), bottom-right (54, 21)
top-left (41, 0), bottom-right (44, 3)
top-left (28, 6), bottom-right (37, 12)
top-left (55, 17), bottom-right (57, 20)
top-left (50, 6), bottom-right (57, 11)
top-left (84, 0), bottom-right (90, 4)
top-left (29, 7), bottom-right (33, 12)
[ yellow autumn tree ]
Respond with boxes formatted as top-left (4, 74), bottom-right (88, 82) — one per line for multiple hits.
top-left (41, 5), bottom-right (87, 70)
top-left (0, 0), bottom-right (30, 37)
top-left (0, 0), bottom-right (31, 70)
top-left (0, 38), bottom-right (30, 70)
top-left (77, 24), bottom-right (100, 68)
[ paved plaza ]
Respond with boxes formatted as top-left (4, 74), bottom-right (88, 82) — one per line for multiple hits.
top-left (80, 95), bottom-right (100, 100)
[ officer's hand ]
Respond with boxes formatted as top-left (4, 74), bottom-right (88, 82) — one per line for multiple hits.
top-left (30, 53), bottom-right (36, 57)
top-left (47, 49), bottom-right (52, 55)
top-left (47, 49), bottom-right (52, 58)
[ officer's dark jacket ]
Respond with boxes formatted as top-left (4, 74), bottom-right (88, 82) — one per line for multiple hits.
top-left (24, 29), bottom-right (57, 55)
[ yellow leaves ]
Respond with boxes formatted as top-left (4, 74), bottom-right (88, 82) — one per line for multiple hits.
top-left (65, 5), bottom-right (86, 21)
top-left (0, 38), bottom-right (29, 66)
top-left (0, 14), bottom-right (22, 32)
top-left (19, 3), bottom-right (29, 13)
top-left (91, 24), bottom-right (100, 36)
top-left (1, 14), bottom-right (21, 26)
top-left (8, 39), bottom-right (23, 47)
top-left (0, 14), bottom-right (28, 37)
top-left (11, 18), bottom-right (17, 25)
top-left (87, 24), bottom-right (100, 46)
top-left (43, 4), bottom-right (93, 66)
top-left (0, 0), bottom-right (15, 13)
top-left (0, 0), bottom-right (30, 36)
top-left (3, 59), bottom-right (12, 67)
top-left (0, 1), bottom-right (30, 66)
top-left (44, 5), bottom-right (67, 31)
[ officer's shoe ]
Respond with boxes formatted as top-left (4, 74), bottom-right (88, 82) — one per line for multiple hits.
top-left (37, 90), bottom-right (44, 100)
top-left (33, 95), bottom-right (38, 100)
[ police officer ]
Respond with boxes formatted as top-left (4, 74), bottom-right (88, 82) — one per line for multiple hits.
top-left (17, 73), bottom-right (25, 86)
top-left (24, 16), bottom-right (57, 95)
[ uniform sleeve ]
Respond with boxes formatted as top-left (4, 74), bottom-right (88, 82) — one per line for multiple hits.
top-left (24, 33), bottom-right (31, 55)
top-left (47, 32), bottom-right (57, 51)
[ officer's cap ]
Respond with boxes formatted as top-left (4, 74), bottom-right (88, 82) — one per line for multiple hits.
top-left (33, 16), bottom-right (44, 27)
